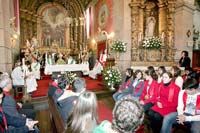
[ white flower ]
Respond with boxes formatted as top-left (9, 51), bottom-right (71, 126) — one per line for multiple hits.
top-left (105, 77), bottom-right (108, 80)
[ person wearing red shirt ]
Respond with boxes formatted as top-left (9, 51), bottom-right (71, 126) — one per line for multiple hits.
top-left (161, 78), bottom-right (200, 133)
top-left (140, 68), bottom-right (159, 112)
top-left (147, 72), bottom-right (180, 133)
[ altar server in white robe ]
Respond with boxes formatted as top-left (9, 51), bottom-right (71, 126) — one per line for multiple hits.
top-left (31, 57), bottom-right (41, 80)
top-left (89, 60), bottom-right (103, 79)
top-left (11, 61), bottom-right (25, 96)
top-left (25, 61), bottom-right (38, 93)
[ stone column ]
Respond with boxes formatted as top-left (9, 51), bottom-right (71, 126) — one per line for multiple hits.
top-left (74, 18), bottom-right (78, 50)
top-left (167, 0), bottom-right (176, 62)
top-left (129, 1), bottom-right (140, 61)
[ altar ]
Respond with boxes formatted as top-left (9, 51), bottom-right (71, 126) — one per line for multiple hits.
top-left (44, 64), bottom-right (89, 75)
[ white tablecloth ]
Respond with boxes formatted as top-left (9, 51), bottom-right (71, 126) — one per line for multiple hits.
top-left (44, 64), bottom-right (89, 75)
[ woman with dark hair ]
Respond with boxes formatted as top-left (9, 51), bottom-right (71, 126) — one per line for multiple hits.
top-left (179, 50), bottom-right (191, 68)
top-left (113, 68), bottom-right (134, 101)
top-left (130, 70), bottom-right (144, 100)
top-left (147, 72), bottom-right (180, 133)
top-left (157, 66), bottom-right (166, 83)
top-left (140, 67), bottom-right (159, 112)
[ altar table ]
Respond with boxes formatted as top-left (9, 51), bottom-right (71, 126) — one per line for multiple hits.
top-left (44, 64), bottom-right (89, 75)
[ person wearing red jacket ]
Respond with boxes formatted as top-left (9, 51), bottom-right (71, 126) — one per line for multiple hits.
top-left (147, 72), bottom-right (180, 133)
top-left (161, 78), bottom-right (200, 133)
top-left (139, 68), bottom-right (159, 112)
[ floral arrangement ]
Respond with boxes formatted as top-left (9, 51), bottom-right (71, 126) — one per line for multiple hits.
top-left (103, 68), bottom-right (122, 90)
top-left (141, 37), bottom-right (162, 49)
top-left (111, 40), bottom-right (127, 52)
top-left (64, 72), bottom-right (77, 85)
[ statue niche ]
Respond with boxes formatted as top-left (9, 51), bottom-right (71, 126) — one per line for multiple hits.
top-left (130, 0), bottom-right (176, 66)
top-left (145, 11), bottom-right (156, 38)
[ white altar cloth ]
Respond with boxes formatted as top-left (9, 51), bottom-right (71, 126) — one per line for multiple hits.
top-left (44, 64), bottom-right (89, 75)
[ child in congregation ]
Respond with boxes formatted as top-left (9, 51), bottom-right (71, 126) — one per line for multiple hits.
top-left (147, 72), bottom-right (180, 133)
top-left (94, 95), bottom-right (144, 133)
top-left (139, 67), bottom-right (159, 112)
top-left (161, 78), bottom-right (200, 133)
top-left (113, 68), bottom-right (134, 101)
top-left (130, 70), bottom-right (144, 100)
top-left (157, 66), bottom-right (166, 83)
top-left (171, 66), bottom-right (184, 89)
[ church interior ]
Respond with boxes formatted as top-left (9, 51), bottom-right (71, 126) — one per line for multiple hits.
top-left (0, 0), bottom-right (200, 132)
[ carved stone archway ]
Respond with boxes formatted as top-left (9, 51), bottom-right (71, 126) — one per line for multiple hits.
top-left (129, 0), bottom-right (176, 66)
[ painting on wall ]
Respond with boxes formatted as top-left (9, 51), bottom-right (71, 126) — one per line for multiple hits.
top-left (41, 6), bottom-right (68, 47)
top-left (94, 0), bottom-right (113, 37)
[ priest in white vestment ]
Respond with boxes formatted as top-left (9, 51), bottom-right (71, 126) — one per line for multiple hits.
top-left (31, 57), bottom-right (41, 80)
top-left (89, 60), bottom-right (103, 79)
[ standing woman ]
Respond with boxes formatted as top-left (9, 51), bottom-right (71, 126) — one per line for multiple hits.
top-left (140, 68), bottom-right (159, 112)
top-left (67, 91), bottom-right (98, 132)
top-left (113, 68), bottom-right (134, 101)
top-left (179, 50), bottom-right (191, 68)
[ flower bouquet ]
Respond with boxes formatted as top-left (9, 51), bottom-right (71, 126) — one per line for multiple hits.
top-left (111, 40), bottom-right (127, 53)
top-left (64, 72), bottom-right (77, 85)
top-left (103, 68), bottom-right (122, 90)
top-left (141, 37), bottom-right (162, 49)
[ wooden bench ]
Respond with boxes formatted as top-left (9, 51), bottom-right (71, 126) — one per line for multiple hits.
top-left (48, 96), bottom-right (66, 133)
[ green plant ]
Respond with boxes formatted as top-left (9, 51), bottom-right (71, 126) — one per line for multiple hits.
top-left (141, 37), bottom-right (162, 49)
top-left (111, 40), bottom-right (127, 52)
top-left (103, 68), bottom-right (122, 88)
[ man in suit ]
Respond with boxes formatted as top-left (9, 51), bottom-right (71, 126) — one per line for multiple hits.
top-left (0, 74), bottom-right (36, 120)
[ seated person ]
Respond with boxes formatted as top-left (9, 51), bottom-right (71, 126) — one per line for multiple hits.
top-left (113, 68), bottom-right (134, 101)
top-left (47, 73), bottom-right (61, 97)
top-left (56, 53), bottom-right (66, 65)
top-left (161, 78), bottom-right (200, 133)
top-left (0, 74), bottom-right (36, 120)
top-left (56, 78), bottom-right (86, 123)
top-left (52, 75), bottom-right (70, 102)
top-left (94, 95), bottom-right (144, 133)
top-left (67, 91), bottom-right (98, 132)
top-left (88, 60), bottom-right (103, 79)
top-left (0, 87), bottom-right (39, 133)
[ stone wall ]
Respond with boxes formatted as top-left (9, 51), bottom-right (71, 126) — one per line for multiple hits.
top-left (0, 0), bottom-right (16, 73)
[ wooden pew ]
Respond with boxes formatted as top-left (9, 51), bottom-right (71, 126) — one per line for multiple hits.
top-left (48, 96), bottom-right (66, 133)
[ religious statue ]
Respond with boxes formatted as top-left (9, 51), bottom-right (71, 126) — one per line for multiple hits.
top-left (145, 12), bottom-right (156, 38)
